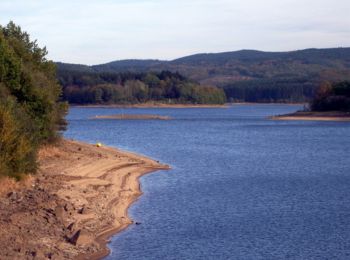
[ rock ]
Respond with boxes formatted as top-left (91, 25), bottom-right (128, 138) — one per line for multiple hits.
top-left (63, 203), bottom-right (73, 212)
top-left (7, 192), bottom-right (18, 200)
top-left (69, 229), bottom-right (92, 246)
top-left (79, 205), bottom-right (92, 214)
top-left (67, 222), bottom-right (76, 232)
top-left (54, 206), bottom-right (65, 220)
top-left (44, 207), bottom-right (55, 215)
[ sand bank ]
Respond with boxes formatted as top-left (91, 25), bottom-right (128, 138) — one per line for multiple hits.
top-left (0, 139), bottom-right (169, 259)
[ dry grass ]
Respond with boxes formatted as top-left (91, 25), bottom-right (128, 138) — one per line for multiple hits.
top-left (0, 142), bottom-right (64, 197)
top-left (0, 175), bottom-right (34, 197)
top-left (38, 143), bottom-right (66, 160)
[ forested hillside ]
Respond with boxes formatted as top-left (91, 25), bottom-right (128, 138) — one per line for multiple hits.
top-left (57, 48), bottom-right (350, 102)
top-left (58, 70), bottom-right (226, 105)
top-left (0, 22), bottom-right (67, 179)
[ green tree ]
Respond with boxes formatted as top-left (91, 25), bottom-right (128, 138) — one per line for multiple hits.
top-left (0, 21), bottom-right (67, 179)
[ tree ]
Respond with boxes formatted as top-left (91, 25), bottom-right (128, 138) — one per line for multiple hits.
top-left (0, 21), bottom-right (67, 179)
top-left (310, 81), bottom-right (350, 111)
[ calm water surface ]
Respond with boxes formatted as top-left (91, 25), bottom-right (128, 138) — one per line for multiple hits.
top-left (65, 104), bottom-right (350, 260)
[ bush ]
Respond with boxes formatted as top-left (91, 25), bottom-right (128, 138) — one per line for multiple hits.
top-left (0, 99), bottom-right (38, 179)
top-left (0, 21), bottom-right (67, 179)
top-left (311, 81), bottom-right (350, 111)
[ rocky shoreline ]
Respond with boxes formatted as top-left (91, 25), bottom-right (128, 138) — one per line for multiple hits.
top-left (0, 139), bottom-right (169, 259)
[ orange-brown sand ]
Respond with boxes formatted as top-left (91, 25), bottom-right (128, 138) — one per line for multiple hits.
top-left (0, 139), bottom-right (169, 259)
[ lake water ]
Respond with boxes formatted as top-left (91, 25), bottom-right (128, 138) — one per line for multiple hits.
top-left (65, 104), bottom-right (350, 260)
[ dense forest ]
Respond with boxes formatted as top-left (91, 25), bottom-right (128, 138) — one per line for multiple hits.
top-left (222, 77), bottom-right (315, 103)
top-left (58, 70), bottom-right (226, 104)
top-left (0, 22), bottom-right (67, 179)
top-left (57, 48), bottom-right (350, 103)
top-left (310, 81), bottom-right (350, 111)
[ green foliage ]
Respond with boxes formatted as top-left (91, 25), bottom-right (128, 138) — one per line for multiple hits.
top-left (57, 48), bottom-right (350, 103)
top-left (1, 22), bottom-right (67, 141)
top-left (0, 99), bottom-right (38, 179)
top-left (59, 70), bottom-right (226, 104)
top-left (222, 78), bottom-right (315, 103)
top-left (0, 21), bottom-right (67, 179)
top-left (311, 81), bottom-right (350, 111)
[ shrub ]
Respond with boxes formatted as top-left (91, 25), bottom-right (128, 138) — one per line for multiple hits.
top-left (0, 21), bottom-right (67, 179)
top-left (0, 99), bottom-right (38, 179)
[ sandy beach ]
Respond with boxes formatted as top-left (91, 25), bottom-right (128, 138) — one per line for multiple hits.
top-left (0, 139), bottom-right (169, 259)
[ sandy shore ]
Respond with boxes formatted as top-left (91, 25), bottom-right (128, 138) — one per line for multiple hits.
top-left (0, 139), bottom-right (169, 259)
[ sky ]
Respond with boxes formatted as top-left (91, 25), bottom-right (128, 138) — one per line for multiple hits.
top-left (1, 0), bottom-right (349, 65)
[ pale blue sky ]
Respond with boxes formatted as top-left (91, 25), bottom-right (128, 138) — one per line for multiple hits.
top-left (1, 0), bottom-right (349, 64)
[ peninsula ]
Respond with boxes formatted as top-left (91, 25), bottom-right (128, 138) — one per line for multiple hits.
top-left (271, 81), bottom-right (350, 121)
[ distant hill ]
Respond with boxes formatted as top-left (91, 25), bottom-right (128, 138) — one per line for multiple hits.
top-left (56, 62), bottom-right (93, 73)
top-left (57, 47), bottom-right (350, 102)
top-left (93, 59), bottom-right (164, 72)
top-left (172, 48), bottom-right (350, 64)
top-left (166, 48), bottom-right (350, 86)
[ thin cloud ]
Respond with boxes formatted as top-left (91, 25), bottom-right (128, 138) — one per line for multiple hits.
top-left (0, 0), bottom-right (349, 64)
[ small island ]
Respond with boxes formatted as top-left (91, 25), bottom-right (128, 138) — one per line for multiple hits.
top-left (271, 81), bottom-right (350, 121)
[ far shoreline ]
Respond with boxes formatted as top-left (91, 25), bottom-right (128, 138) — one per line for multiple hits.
top-left (91, 114), bottom-right (172, 120)
top-left (270, 111), bottom-right (350, 121)
top-left (69, 102), bottom-right (308, 109)
top-left (232, 102), bottom-right (306, 105)
top-left (70, 103), bottom-right (229, 109)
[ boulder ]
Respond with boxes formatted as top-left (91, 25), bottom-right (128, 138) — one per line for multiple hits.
top-left (69, 229), bottom-right (92, 246)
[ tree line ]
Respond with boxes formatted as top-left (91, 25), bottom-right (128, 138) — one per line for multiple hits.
top-left (221, 77), bottom-right (317, 103)
top-left (310, 81), bottom-right (350, 111)
top-left (58, 70), bottom-right (227, 104)
top-left (0, 22), bottom-right (67, 179)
